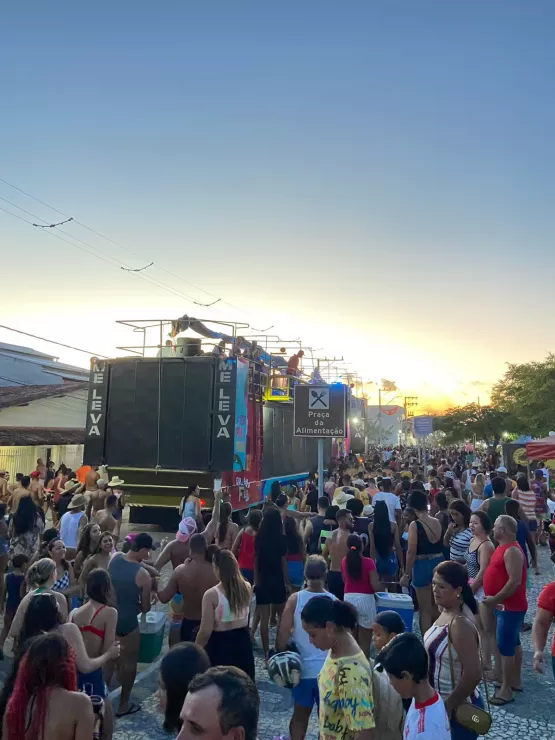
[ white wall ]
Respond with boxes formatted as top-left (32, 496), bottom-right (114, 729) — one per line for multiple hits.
top-left (0, 391), bottom-right (87, 428)
top-left (0, 444), bottom-right (84, 480)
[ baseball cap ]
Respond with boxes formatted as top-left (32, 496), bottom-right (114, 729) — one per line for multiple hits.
top-left (176, 517), bottom-right (197, 543)
top-left (496, 466), bottom-right (508, 474)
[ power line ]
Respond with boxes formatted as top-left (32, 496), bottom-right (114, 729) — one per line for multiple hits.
top-left (0, 324), bottom-right (107, 358)
top-left (0, 202), bottom-right (220, 308)
top-left (0, 176), bottom-right (256, 321)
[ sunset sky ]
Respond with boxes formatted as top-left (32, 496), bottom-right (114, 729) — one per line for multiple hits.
top-left (2, 1), bottom-right (554, 413)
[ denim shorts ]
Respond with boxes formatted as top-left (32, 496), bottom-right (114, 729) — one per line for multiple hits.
top-left (291, 678), bottom-right (319, 708)
top-left (412, 555), bottom-right (443, 588)
top-left (375, 551), bottom-right (398, 579)
top-left (240, 568), bottom-right (254, 585)
top-left (494, 609), bottom-right (526, 657)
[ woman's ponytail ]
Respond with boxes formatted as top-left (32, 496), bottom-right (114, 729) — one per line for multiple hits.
top-left (345, 534), bottom-right (363, 581)
top-left (460, 581), bottom-right (477, 615)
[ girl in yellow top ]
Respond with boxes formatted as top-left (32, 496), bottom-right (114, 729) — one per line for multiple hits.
top-left (301, 596), bottom-right (375, 740)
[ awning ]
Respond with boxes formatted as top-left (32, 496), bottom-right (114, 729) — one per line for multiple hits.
top-left (525, 437), bottom-right (555, 460)
top-left (0, 427), bottom-right (85, 446)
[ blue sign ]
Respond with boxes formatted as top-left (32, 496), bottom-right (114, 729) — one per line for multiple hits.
top-left (414, 415), bottom-right (433, 437)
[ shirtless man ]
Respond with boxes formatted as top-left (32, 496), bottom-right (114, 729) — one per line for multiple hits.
top-left (154, 493), bottom-right (221, 571)
top-left (323, 508), bottom-right (353, 600)
top-left (0, 471), bottom-right (7, 504)
top-left (9, 475), bottom-right (32, 513)
top-left (94, 494), bottom-right (118, 537)
top-left (84, 465), bottom-right (100, 509)
top-left (157, 533), bottom-right (218, 641)
top-left (89, 479), bottom-right (108, 519)
top-left (35, 457), bottom-right (47, 486)
top-left (29, 471), bottom-right (45, 509)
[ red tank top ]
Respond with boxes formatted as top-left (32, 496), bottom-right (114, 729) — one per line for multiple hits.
top-left (483, 542), bottom-right (527, 612)
top-left (237, 531), bottom-right (255, 570)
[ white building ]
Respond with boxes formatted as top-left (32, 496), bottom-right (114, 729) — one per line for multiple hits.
top-left (366, 404), bottom-right (404, 446)
top-left (0, 343), bottom-right (88, 476)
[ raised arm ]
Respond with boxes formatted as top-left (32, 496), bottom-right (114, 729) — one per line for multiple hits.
top-left (202, 492), bottom-right (222, 544)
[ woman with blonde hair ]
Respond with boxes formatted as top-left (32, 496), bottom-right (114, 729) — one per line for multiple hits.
top-left (214, 502), bottom-right (239, 550)
top-left (471, 472), bottom-right (486, 511)
top-left (196, 549), bottom-right (254, 679)
top-left (9, 558), bottom-right (68, 639)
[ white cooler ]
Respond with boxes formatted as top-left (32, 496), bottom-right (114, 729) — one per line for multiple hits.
top-left (375, 592), bottom-right (414, 632)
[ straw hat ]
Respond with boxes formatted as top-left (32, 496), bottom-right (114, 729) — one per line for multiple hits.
top-left (108, 476), bottom-right (125, 487)
top-left (63, 479), bottom-right (80, 493)
top-left (67, 493), bottom-right (87, 510)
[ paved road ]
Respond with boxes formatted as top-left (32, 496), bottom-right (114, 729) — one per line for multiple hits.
top-left (111, 538), bottom-right (555, 740)
top-left (1, 511), bottom-right (552, 740)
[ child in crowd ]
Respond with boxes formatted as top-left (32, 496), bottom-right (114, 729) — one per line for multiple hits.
top-left (377, 632), bottom-right (451, 740)
top-left (0, 553), bottom-right (29, 658)
top-left (372, 610), bottom-right (406, 652)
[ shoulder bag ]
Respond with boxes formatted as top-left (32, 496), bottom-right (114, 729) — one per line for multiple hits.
top-left (446, 616), bottom-right (492, 735)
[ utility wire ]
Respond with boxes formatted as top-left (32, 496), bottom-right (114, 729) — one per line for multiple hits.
top-left (0, 202), bottom-right (220, 308)
top-left (0, 176), bottom-right (256, 321)
top-left (0, 324), bottom-right (107, 358)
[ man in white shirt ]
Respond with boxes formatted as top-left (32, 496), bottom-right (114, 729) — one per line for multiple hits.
top-left (372, 478), bottom-right (402, 525)
top-left (377, 633), bottom-right (451, 740)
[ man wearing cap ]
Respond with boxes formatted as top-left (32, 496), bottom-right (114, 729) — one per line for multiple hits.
top-left (59, 492), bottom-right (88, 559)
top-left (495, 466), bottom-right (516, 496)
top-left (157, 530), bottom-right (219, 642)
top-left (108, 532), bottom-right (154, 717)
top-left (154, 493), bottom-right (222, 571)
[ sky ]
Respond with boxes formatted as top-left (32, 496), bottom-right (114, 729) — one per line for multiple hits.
top-left (2, 1), bottom-right (554, 412)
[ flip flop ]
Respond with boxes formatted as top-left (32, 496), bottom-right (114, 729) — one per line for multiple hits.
top-left (493, 684), bottom-right (523, 692)
top-left (116, 703), bottom-right (141, 718)
top-left (490, 696), bottom-right (515, 706)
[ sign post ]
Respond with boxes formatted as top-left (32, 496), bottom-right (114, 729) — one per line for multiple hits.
top-left (294, 384), bottom-right (347, 498)
top-left (413, 416), bottom-right (433, 473)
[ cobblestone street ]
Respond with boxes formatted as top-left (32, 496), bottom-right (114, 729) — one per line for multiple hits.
top-left (112, 541), bottom-right (555, 740)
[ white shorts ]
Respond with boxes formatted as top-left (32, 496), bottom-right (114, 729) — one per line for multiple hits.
top-left (344, 593), bottom-right (376, 629)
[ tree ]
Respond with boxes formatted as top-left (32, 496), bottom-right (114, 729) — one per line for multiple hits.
top-left (491, 354), bottom-right (555, 437)
top-left (433, 403), bottom-right (515, 447)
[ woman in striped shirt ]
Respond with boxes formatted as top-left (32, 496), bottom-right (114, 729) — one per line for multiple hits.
top-left (513, 475), bottom-right (537, 531)
top-left (444, 500), bottom-right (472, 564)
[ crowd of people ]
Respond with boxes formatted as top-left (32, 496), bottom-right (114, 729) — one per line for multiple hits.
top-left (0, 447), bottom-right (554, 740)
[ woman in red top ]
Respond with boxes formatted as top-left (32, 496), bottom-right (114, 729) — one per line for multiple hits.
top-left (232, 509), bottom-right (262, 585)
top-left (482, 515), bottom-right (527, 706)
top-left (340, 534), bottom-right (382, 656)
